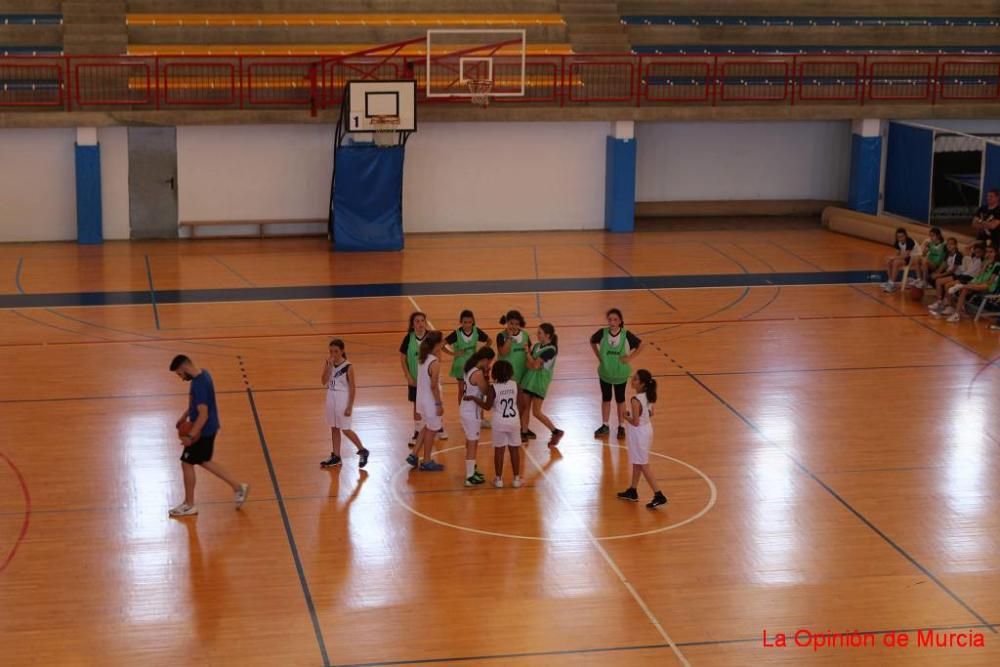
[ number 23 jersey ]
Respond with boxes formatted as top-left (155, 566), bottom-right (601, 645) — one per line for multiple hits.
top-left (492, 380), bottom-right (520, 431)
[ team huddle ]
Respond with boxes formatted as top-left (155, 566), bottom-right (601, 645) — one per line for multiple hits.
top-left (167, 308), bottom-right (668, 516)
top-left (320, 307), bottom-right (667, 508)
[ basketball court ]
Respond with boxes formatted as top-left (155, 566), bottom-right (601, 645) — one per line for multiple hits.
top-left (2, 22), bottom-right (1000, 667)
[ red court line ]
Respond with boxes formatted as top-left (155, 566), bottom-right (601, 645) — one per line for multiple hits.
top-left (0, 450), bottom-right (31, 575)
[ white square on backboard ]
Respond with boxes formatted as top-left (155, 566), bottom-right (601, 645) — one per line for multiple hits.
top-left (459, 57), bottom-right (493, 82)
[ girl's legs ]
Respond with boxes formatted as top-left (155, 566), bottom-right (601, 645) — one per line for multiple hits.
top-left (331, 428), bottom-right (342, 457)
top-left (637, 464), bottom-right (660, 493)
top-left (630, 463), bottom-right (641, 489)
top-left (616, 400), bottom-right (627, 430)
top-left (343, 429), bottom-right (365, 452)
top-left (465, 438), bottom-right (478, 479)
top-left (456, 379), bottom-right (466, 407)
top-left (531, 397), bottom-right (556, 432)
top-left (509, 446), bottom-right (521, 478)
top-left (601, 401), bottom-right (611, 426)
top-left (419, 427), bottom-right (436, 461)
top-left (494, 446), bottom-right (505, 478)
top-left (518, 389), bottom-right (531, 435)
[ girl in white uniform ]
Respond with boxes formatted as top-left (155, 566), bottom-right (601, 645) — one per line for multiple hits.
top-left (475, 360), bottom-right (523, 488)
top-left (460, 347), bottom-right (495, 486)
top-left (406, 331), bottom-right (446, 472)
top-left (320, 339), bottom-right (369, 469)
top-left (616, 369), bottom-right (667, 509)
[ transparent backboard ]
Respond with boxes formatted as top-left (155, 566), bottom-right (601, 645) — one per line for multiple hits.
top-left (425, 29), bottom-right (527, 99)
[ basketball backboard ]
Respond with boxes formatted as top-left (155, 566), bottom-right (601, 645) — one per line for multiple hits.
top-left (345, 80), bottom-right (417, 133)
top-left (425, 29), bottom-right (527, 100)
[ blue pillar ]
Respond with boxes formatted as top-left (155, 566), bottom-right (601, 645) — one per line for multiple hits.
top-left (847, 120), bottom-right (882, 216)
top-left (75, 135), bottom-right (103, 245)
top-left (605, 122), bottom-right (636, 233)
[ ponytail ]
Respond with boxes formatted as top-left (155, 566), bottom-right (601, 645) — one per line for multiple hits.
top-left (418, 330), bottom-right (443, 364)
top-left (464, 346), bottom-right (496, 374)
top-left (636, 368), bottom-right (657, 403)
top-left (538, 322), bottom-right (557, 348)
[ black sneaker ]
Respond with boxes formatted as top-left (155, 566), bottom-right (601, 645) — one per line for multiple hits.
top-left (320, 454), bottom-right (342, 468)
top-left (520, 431), bottom-right (530, 443)
top-left (616, 426), bottom-right (626, 440)
top-left (548, 429), bottom-right (565, 448)
top-left (525, 429), bottom-right (537, 440)
top-left (358, 448), bottom-right (370, 469)
top-left (617, 487), bottom-right (638, 502)
top-left (594, 424), bottom-right (610, 437)
top-left (646, 492), bottom-right (668, 509)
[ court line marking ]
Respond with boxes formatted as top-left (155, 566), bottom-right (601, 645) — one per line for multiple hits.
top-left (143, 254), bottom-right (161, 330)
top-left (589, 244), bottom-right (678, 312)
top-left (14, 257), bottom-right (25, 294)
top-left (521, 446), bottom-right (690, 666)
top-left (686, 371), bottom-right (998, 635)
top-left (389, 443), bottom-right (716, 543)
top-left (240, 356), bottom-right (331, 667)
top-left (406, 295), bottom-right (435, 330)
top-left (0, 450), bottom-right (31, 575)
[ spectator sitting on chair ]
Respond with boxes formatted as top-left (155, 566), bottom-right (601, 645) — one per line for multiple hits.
top-left (972, 188), bottom-right (1000, 247)
top-left (930, 242), bottom-right (983, 315)
top-left (941, 246), bottom-right (999, 323)
top-left (881, 227), bottom-right (917, 293)
top-left (914, 226), bottom-right (946, 288)
top-left (928, 237), bottom-right (963, 289)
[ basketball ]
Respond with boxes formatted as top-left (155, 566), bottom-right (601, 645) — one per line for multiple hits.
top-left (906, 285), bottom-right (925, 302)
top-left (178, 421), bottom-right (193, 439)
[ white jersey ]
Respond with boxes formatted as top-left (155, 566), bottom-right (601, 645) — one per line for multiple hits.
top-left (326, 360), bottom-right (351, 392)
top-left (492, 379), bottom-right (520, 431)
top-left (630, 393), bottom-right (652, 428)
top-left (416, 354), bottom-right (438, 413)
top-left (462, 366), bottom-right (484, 419)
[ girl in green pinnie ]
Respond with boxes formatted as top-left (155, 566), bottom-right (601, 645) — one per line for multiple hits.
top-left (521, 322), bottom-right (565, 447)
top-left (916, 227), bottom-right (946, 289)
top-left (399, 311), bottom-right (448, 445)
top-left (443, 309), bottom-right (491, 408)
top-left (496, 310), bottom-right (532, 442)
top-left (590, 308), bottom-right (643, 440)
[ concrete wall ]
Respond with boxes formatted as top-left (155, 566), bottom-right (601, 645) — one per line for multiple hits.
top-left (636, 120), bottom-right (852, 202)
top-left (0, 129), bottom-right (77, 242)
top-left (99, 127), bottom-right (130, 241)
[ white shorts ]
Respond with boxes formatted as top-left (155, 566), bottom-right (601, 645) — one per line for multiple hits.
top-left (492, 428), bottom-right (520, 448)
top-left (419, 404), bottom-right (442, 432)
top-left (324, 391), bottom-right (352, 430)
top-left (460, 414), bottom-right (481, 441)
top-left (626, 424), bottom-right (652, 465)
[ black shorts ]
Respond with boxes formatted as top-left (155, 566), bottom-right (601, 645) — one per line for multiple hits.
top-left (180, 433), bottom-right (216, 465)
top-left (600, 379), bottom-right (627, 404)
top-left (523, 389), bottom-right (544, 400)
top-left (407, 385), bottom-right (417, 402)
top-left (958, 275), bottom-right (974, 284)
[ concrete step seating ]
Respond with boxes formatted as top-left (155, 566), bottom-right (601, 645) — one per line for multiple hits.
top-left (127, 14), bottom-right (565, 27)
top-left (126, 43), bottom-right (574, 56)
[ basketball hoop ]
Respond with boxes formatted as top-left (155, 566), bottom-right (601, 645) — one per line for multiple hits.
top-left (466, 79), bottom-right (493, 107)
top-left (369, 114), bottom-right (400, 146)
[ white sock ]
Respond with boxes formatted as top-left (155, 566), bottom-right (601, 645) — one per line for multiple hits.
top-left (465, 460), bottom-right (475, 478)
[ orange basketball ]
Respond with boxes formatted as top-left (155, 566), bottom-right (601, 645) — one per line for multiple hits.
top-left (178, 422), bottom-right (193, 439)
top-left (906, 285), bottom-right (924, 302)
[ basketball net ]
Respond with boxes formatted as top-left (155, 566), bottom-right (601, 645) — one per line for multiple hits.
top-left (369, 114), bottom-right (401, 146)
top-left (467, 79), bottom-right (493, 107)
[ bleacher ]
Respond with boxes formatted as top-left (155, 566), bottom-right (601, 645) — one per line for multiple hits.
top-left (124, 1), bottom-right (571, 57)
top-left (0, 2), bottom-right (63, 57)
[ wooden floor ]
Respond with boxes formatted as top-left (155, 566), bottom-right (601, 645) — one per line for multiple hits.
top-left (2, 227), bottom-right (1000, 666)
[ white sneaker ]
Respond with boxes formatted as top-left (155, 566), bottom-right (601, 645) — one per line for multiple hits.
top-left (436, 429), bottom-right (449, 441)
top-left (928, 301), bottom-right (941, 312)
top-left (235, 483), bottom-right (249, 509)
top-left (880, 282), bottom-right (893, 292)
top-left (512, 476), bottom-right (522, 488)
top-left (480, 418), bottom-right (491, 429)
top-left (947, 313), bottom-right (961, 323)
top-left (942, 306), bottom-right (956, 316)
top-left (493, 477), bottom-right (504, 488)
top-left (885, 283), bottom-right (898, 293)
top-left (169, 503), bottom-right (198, 517)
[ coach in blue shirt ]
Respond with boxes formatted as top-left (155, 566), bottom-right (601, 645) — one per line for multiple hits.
top-left (167, 354), bottom-right (249, 517)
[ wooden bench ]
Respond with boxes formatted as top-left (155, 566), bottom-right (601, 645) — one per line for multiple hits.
top-left (179, 219), bottom-right (327, 239)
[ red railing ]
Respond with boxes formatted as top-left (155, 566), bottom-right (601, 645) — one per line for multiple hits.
top-left (1, 53), bottom-right (1000, 111)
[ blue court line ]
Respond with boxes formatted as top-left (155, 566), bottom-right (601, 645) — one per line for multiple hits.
top-left (0, 269), bottom-right (883, 310)
top-left (686, 371), bottom-right (998, 634)
top-left (144, 255), bottom-right (161, 330)
top-left (241, 357), bottom-right (331, 667)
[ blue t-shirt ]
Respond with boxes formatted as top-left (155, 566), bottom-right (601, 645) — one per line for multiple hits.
top-left (188, 370), bottom-right (220, 437)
